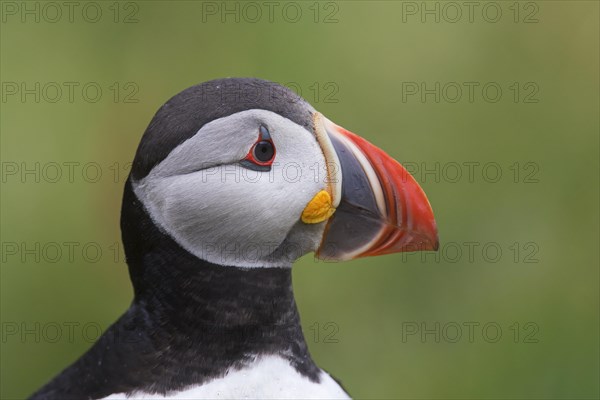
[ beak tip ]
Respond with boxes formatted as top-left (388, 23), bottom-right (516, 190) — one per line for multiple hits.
top-left (407, 232), bottom-right (439, 253)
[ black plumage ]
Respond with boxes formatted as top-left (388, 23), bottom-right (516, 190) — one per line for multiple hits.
top-left (31, 181), bottom-right (321, 400)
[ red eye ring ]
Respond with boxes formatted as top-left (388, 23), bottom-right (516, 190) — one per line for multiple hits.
top-left (243, 125), bottom-right (276, 167)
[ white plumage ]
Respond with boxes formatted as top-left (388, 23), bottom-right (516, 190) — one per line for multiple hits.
top-left (103, 356), bottom-right (350, 400)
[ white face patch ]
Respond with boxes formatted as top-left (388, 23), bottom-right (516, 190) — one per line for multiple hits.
top-left (133, 110), bottom-right (331, 268)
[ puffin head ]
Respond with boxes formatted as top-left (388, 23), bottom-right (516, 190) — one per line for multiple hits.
top-left (126, 78), bottom-right (438, 270)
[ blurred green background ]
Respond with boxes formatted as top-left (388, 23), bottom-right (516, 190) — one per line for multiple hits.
top-left (1, 1), bottom-right (598, 399)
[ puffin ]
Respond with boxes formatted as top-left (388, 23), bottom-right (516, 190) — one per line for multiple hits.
top-left (30, 78), bottom-right (438, 400)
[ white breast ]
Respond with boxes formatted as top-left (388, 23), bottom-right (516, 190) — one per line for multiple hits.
top-left (102, 355), bottom-right (350, 400)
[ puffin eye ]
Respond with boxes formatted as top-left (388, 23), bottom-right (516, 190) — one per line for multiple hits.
top-left (240, 125), bottom-right (276, 171)
top-left (253, 141), bottom-right (274, 162)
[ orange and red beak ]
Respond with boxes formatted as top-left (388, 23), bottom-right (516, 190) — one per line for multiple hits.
top-left (312, 113), bottom-right (438, 261)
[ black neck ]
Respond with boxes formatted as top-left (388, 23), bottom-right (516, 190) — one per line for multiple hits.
top-left (31, 180), bottom-right (319, 400)
top-left (120, 178), bottom-right (321, 385)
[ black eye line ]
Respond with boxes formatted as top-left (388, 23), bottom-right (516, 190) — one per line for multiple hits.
top-left (259, 125), bottom-right (272, 141)
top-left (239, 159), bottom-right (271, 172)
